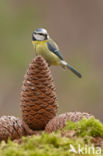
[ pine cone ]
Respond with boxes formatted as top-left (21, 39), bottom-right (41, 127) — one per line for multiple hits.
top-left (21, 56), bottom-right (58, 130)
top-left (0, 116), bottom-right (26, 142)
top-left (45, 112), bottom-right (94, 133)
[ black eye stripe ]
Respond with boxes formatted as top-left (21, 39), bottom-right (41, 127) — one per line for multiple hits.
top-left (34, 32), bottom-right (46, 36)
top-left (33, 32), bottom-right (48, 40)
top-left (39, 33), bottom-right (44, 35)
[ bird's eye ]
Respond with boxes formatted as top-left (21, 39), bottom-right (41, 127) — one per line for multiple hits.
top-left (39, 33), bottom-right (43, 35)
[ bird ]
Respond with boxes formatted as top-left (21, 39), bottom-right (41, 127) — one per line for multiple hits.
top-left (32, 28), bottom-right (82, 78)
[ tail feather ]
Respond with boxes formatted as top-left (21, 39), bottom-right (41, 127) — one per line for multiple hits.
top-left (61, 60), bottom-right (82, 78)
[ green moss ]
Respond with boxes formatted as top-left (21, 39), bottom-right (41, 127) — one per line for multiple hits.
top-left (0, 118), bottom-right (102, 156)
top-left (65, 117), bottom-right (103, 137)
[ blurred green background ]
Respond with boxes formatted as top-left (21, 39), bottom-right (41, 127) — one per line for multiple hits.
top-left (0, 0), bottom-right (103, 121)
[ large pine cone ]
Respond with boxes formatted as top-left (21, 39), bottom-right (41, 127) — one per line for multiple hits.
top-left (45, 112), bottom-right (94, 133)
top-left (0, 116), bottom-right (26, 142)
top-left (21, 56), bottom-right (58, 130)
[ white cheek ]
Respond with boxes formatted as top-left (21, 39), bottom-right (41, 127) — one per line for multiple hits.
top-left (34, 34), bottom-right (45, 41)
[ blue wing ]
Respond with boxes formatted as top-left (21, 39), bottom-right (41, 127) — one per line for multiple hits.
top-left (47, 41), bottom-right (64, 60)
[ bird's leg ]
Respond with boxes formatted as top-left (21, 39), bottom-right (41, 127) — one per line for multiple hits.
top-left (62, 65), bottom-right (66, 70)
top-left (46, 60), bottom-right (50, 67)
top-left (61, 63), bottom-right (66, 70)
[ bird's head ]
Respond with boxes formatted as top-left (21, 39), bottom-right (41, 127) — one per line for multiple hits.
top-left (32, 28), bottom-right (49, 41)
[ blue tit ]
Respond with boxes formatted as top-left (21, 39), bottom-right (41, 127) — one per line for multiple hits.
top-left (32, 28), bottom-right (82, 78)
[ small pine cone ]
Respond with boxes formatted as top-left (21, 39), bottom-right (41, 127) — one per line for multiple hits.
top-left (21, 56), bottom-right (58, 130)
top-left (45, 112), bottom-right (94, 133)
top-left (0, 116), bottom-right (26, 142)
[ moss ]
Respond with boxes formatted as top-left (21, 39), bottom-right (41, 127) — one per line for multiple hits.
top-left (0, 118), bottom-right (102, 156)
top-left (65, 117), bottom-right (103, 137)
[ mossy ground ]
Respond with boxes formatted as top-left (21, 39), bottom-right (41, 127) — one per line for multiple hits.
top-left (0, 118), bottom-right (103, 156)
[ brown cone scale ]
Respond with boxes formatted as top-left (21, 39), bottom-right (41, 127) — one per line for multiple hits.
top-left (45, 112), bottom-right (94, 133)
top-left (21, 56), bottom-right (58, 130)
top-left (0, 116), bottom-right (26, 142)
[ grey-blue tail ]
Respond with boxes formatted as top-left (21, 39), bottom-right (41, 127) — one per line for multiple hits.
top-left (67, 64), bottom-right (82, 78)
top-left (61, 60), bottom-right (82, 78)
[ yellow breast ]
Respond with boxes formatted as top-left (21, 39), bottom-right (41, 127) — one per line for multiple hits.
top-left (32, 41), bottom-right (60, 65)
